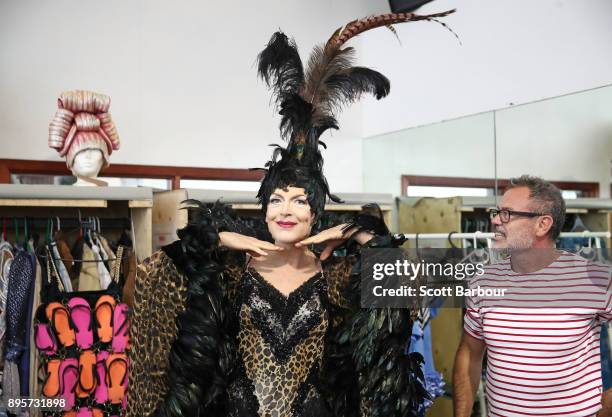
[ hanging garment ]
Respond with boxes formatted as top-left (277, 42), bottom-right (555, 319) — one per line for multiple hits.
top-left (0, 241), bottom-right (13, 361)
top-left (408, 309), bottom-right (445, 417)
top-left (602, 324), bottom-right (612, 390)
top-left (50, 241), bottom-right (72, 292)
top-left (90, 244), bottom-right (111, 290)
top-left (121, 249), bottom-right (136, 308)
top-left (18, 254), bottom-right (36, 397)
top-left (78, 244), bottom-right (101, 291)
top-left (55, 237), bottom-right (74, 282)
top-left (98, 235), bottom-right (116, 274)
top-left (28, 258), bottom-right (43, 417)
top-left (1, 249), bottom-right (35, 414)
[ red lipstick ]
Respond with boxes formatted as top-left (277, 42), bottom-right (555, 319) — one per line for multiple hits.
top-left (276, 221), bottom-right (297, 229)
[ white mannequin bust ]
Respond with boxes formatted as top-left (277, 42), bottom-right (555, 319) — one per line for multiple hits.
top-left (71, 149), bottom-right (104, 186)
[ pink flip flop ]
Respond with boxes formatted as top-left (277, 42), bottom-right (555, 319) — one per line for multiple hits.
top-left (35, 323), bottom-right (58, 356)
top-left (59, 358), bottom-right (79, 411)
top-left (68, 297), bottom-right (93, 349)
top-left (112, 303), bottom-right (130, 352)
top-left (94, 351), bottom-right (109, 404)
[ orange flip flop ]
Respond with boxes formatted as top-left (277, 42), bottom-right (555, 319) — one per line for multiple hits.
top-left (94, 295), bottom-right (116, 343)
top-left (77, 350), bottom-right (97, 398)
top-left (43, 358), bottom-right (61, 397)
top-left (106, 353), bottom-right (128, 404)
top-left (63, 412), bottom-right (77, 417)
top-left (92, 408), bottom-right (104, 417)
top-left (46, 302), bottom-right (76, 347)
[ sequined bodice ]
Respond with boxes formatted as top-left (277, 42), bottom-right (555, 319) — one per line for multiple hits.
top-left (228, 268), bottom-right (332, 417)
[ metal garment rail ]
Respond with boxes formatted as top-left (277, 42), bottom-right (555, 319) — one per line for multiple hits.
top-left (398, 231), bottom-right (611, 249)
top-left (398, 231), bottom-right (611, 240)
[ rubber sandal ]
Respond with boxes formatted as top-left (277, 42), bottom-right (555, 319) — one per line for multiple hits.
top-left (94, 351), bottom-right (109, 404)
top-left (63, 411), bottom-right (77, 417)
top-left (68, 297), bottom-right (94, 349)
top-left (42, 358), bottom-right (61, 397)
top-left (76, 408), bottom-right (93, 417)
top-left (111, 303), bottom-right (130, 352)
top-left (46, 302), bottom-right (76, 347)
top-left (59, 358), bottom-right (79, 411)
top-left (94, 295), bottom-right (116, 343)
top-left (92, 408), bottom-right (104, 417)
top-left (106, 353), bottom-right (128, 405)
top-left (77, 350), bottom-right (97, 398)
top-left (35, 322), bottom-right (58, 356)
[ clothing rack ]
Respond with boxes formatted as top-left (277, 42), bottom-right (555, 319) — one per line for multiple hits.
top-left (398, 231), bottom-right (611, 249)
top-left (399, 231), bottom-right (611, 240)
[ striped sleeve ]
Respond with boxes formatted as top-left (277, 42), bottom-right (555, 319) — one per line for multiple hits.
top-left (463, 295), bottom-right (483, 340)
top-left (598, 268), bottom-right (612, 323)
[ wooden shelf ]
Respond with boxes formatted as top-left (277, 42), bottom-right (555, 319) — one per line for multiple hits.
top-left (0, 185), bottom-right (153, 261)
top-left (0, 199), bottom-right (108, 207)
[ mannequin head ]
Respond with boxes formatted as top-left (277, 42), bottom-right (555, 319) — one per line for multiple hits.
top-left (71, 149), bottom-right (104, 178)
top-left (48, 90), bottom-right (120, 185)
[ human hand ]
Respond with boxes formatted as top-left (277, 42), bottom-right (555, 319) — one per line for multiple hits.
top-left (219, 232), bottom-right (283, 260)
top-left (295, 224), bottom-right (373, 261)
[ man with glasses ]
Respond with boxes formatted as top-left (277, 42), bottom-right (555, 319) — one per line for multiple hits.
top-left (452, 175), bottom-right (611, 417)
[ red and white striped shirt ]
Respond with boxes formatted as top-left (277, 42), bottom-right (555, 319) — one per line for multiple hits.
top-left (464, 252), bottom-right (612, 417)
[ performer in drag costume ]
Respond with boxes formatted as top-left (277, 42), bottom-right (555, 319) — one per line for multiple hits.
top-left (127, 9), bottom-right (455, 417)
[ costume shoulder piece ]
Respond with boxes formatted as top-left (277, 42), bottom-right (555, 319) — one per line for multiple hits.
top-left (128, 202), bottom-right (263, 417)
top-left (319, 208), bottom-right (429, 417)
top-left (127, 250), bottom-right (188, 417)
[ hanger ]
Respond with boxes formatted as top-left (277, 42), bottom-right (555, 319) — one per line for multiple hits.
top-left (1, 218), bottom-right (6, 243)
top-left (24, 217), bottom-right (34, 253)
top-left (469, 231), bottom-right (489, 263)
top-left (570, 215), bottom-right (588, 233)
top-left (0, 218), bottom-right (12, 252)
top-left (13, 218), bottom-right (19, 248)
top-left (55, 216), bottom-right (61, 239)
top-left (577, 231), bottom-right (597, 260)
top-left (45, 218), bottom-right (52, 243)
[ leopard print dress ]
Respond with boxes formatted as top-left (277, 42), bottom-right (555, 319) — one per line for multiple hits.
top-left (226, 266), bottom-right (332, 417)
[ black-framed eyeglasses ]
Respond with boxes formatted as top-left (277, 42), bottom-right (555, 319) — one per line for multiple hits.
top-left (488, 208), bottom-right (547, 223)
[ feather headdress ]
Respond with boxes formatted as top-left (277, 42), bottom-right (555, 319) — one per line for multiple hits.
top-left (256, 10), bottom-right (455, 215)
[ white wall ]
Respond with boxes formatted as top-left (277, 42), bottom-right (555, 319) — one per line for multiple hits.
top-left (363, 112), bottom-right (496, 195)
top-left (0, 0), bottom-right (387, 193)
top-left (3, 1), bottom-right (611, 196)
top-left (363, 85), bottom-right (612, 198)
top-left (496, 85), bottom-right (612, 197)
top-left (361, 0), bottom-right (612, 136)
